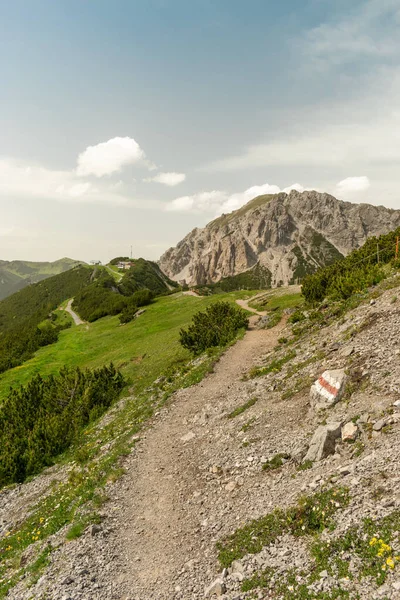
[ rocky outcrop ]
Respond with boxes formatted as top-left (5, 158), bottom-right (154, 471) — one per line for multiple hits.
top-left (159, 191), bottom-right (400, 287)
top-left (304, 422), bottom-right (343, 462)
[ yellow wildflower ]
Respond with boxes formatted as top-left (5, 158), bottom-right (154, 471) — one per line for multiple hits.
top-left (386, 558), bottom-right (395, 569)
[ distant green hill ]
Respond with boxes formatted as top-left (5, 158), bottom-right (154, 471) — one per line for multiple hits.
top-left (119, 258), bottom-right (178, 295)
top-left (73, 258), bottom-right (179, 322)
top-left (0, 265), bottom-right (93, 374)
top-left (0, 258), bottom-right (83, 300)
top-left (0, 257), bottom-right (179, 376)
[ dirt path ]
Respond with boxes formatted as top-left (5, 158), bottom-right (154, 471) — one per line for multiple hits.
top-left (105, 265), bottom-right (123, 282)
top-left (236, 297), bottom-right (267, 316)
top-left (113, 316), bottom-right (286, 599)
top-left (64, 299), bottom-right (85, 326)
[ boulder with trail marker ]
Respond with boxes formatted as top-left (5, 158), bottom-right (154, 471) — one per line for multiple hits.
top-left (310, 369), bottom-right (347, 411)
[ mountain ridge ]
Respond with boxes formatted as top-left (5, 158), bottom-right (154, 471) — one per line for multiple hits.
top-left (159, 190), bottom-right (400, 287)
top-left (0, 257), bottom-right (83, 300)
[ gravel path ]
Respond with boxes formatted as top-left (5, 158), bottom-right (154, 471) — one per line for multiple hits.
top-left (235, 298), bottom-right (266, 316)
top-left (64, 298), bottom-right (85, 326)
top-left (111, 315), bottom-right (285, 598)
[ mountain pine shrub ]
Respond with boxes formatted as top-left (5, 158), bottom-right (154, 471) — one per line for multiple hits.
top-left (302, 226), bottom-right (400, 304)
top-left (179, 301), bottom-right (248, 355)
top-left (0, 364), bottom-right (124, 486)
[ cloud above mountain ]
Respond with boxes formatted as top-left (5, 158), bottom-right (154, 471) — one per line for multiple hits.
top-left (335, 176), bottom-right (371, 199)
top-left (166, 183), bottom-right (306, 216)
top-left (144, 172), bottom-right (186, 186)
top-left (76, 137), bottom-right (147, 177)
top-left (165, 178), bottom-right (373, 216)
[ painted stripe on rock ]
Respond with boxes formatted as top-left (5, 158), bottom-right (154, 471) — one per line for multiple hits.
top-left (323, 372), bottom-right (341, 390)
top-left (314, 381), bottom-right (335, 401)
top-left (318, 376), bottom-right (339, 398)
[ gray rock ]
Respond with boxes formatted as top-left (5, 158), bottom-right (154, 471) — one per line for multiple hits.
top-left (231, 560), bottom-right (244, 574)
top-left (339, 465), bottom-right (352, 476)
top-left (341, 422), bottom-right (358, 442)
top-left (373, 419), bottom-right (385, 432)
top-left (341, 346), bottom-right (355, 358)
top-left (90, 524), bottom-right (102, 536)
top-left (291, 441), bottom-right (308, 464)
top-left (319, 570), bottom-right (329, 579)
top-left (204, 578), bottom-right (226, 597)
top-left (256, 315), bottom-right (272, 329)
top-left (304, 422), bottom-right (342, 462)
top-left (310, 370), bottom-right (347, 411)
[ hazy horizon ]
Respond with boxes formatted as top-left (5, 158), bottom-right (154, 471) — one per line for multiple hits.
top-left (2, 0), bottom-right (400, 263)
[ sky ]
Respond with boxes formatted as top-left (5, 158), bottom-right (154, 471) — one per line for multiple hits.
top-left (1, 0), bottom-right (400, 263)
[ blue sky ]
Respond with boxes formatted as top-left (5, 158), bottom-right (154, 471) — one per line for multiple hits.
top-left (1, 0), bottom-right (400, 262)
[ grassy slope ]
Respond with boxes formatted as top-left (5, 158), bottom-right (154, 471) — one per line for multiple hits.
top-left (0, 290), bottom-right (256, 400)
top-left (249, 287), bottom-right (304, 312)
top-left (209, 194), bottom-right (275, 230)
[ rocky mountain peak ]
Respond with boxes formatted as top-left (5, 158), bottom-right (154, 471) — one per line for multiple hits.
top-left (159, 191), bottom-right (400, 287)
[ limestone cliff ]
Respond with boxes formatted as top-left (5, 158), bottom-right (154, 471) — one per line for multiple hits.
top-left (159, 191), bottom-right (400, 287)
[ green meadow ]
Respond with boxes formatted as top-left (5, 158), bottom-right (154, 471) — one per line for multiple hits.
top-left (0, 290), bottom-right (257, 401)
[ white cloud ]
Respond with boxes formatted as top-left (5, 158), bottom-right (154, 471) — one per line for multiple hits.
top-left (219, 183), bottom-right (281, 214)
top-left (165, 177), bottom-right (376, 217)
top-left (0, 158), bottom-right (129, 205)
top-left (76, 136), bottom-right (146, 177)
top-left (335, 176), bottom-right (371, 199)
top-left (166, 183), bottom-right (307, 216)
top-left (166, 190), bottom-right (226, 213)
top-left (146, 172), bottom-right (186, 186)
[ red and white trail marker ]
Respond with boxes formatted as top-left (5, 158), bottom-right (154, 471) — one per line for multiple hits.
top-left (310, 369), bottom-right (347, 410)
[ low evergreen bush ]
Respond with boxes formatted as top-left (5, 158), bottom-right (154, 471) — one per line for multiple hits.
top-left (0, 364), bottom-right (124, 486)
top-left (302, 227), bottom-right (400, 304)
top-left (179, 301), bottom-right (248, 355)
top-left (119, 300), bottom-right (138, 324)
